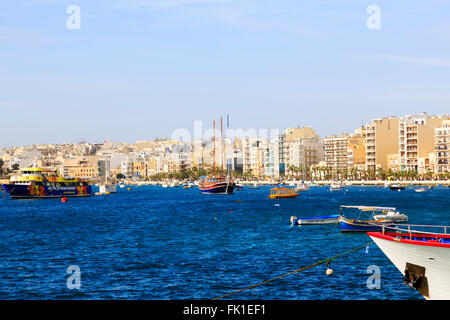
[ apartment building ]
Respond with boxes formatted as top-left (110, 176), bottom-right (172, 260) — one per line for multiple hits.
top-left (399, 113), bottom-right (444, 172)
top-left (365, 116), bottom-right (399, 171)
top-left (435, 119), bottom-right (450, 174)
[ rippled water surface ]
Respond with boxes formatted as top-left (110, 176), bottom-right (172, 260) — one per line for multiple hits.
top-left (1, 185), bottom-right (449, 299)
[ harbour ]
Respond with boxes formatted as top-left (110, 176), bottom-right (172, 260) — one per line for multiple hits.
top-left (1, 184), bottom-right (448, 299)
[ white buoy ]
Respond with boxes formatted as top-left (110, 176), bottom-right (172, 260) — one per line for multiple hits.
top-left (326, 268), bottom-right (334, 276)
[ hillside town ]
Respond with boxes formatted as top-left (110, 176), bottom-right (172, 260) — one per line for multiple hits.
top-left (1, 112), bottom-right (449, 182)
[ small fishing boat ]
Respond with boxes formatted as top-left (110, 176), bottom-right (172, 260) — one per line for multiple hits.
top-left (415, 188), bottom-right (427, 193)
top-left (369, 224), bottom-right (450, 300)
top-left (290, 215), bottom-right (339, 226)
top-left (268, 187), bottom-right (299, 199)
top-left (338, 205), bottom-right (408, 233)
top-left (296, 183), bottom-right (310, 192)
top-left (390, 183), bottom-right (405, 190)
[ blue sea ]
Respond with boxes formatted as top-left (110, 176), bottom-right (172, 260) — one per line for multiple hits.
top-left (0, 185), bottom-right (449, 300)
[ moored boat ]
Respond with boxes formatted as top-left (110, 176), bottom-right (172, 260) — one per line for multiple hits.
top-left (330, 182), bottom-right (342, 191)
top-left (268, 187), bottom-right (299, 199)
top-left (368, 224), bottom-right (450, 300)
top-left (338, 205), bottom-right (408, 232)
top-left (290, 215), bottom-right (339, 225)
top-left (296, 183), bottom-right (310, 192)
top-left (199, 176), bottom-right (235, 194)
top-left (390, 183), bottom-right (406, 190)
top-left (2, 167), bottom-right (92, 199)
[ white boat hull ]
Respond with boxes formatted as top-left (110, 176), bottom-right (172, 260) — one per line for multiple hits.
top-left (369, 235), bottom-right (450, 300)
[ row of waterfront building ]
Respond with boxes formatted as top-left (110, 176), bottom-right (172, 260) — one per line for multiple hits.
top-left (0, 112), bottom-right (449, 180)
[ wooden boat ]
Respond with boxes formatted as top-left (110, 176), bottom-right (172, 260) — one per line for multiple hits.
top-left (290, 215), bottom-right (339, 226)
top-left (268, 187), bottom-right (299, 199)
top-left (338, 205), bottom-right (408, 233)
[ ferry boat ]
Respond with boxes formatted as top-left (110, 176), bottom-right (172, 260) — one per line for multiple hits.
top-left (338, 205), bottom-right (408, 232)
top-left (268, 187), bottom-right (299, 199)
top-left (368, 224), bottom-right (450, 300)
top-left (2, 168), bottom-right (92, 199)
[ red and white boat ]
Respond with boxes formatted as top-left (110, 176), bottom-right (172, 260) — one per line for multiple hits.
top-left (368, 225), bottom-right (450, 300)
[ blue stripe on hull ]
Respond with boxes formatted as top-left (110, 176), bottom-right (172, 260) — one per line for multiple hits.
top-left (339, 220), bottom-right (382, 232)
top-left (2, 184), bottom-right (92, 199)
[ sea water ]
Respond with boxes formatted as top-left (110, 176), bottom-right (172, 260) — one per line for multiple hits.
top-left (1, 185), bottom-right (448, 300)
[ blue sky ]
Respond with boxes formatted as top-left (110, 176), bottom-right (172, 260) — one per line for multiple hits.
top-left (1, 0), bottom-right (449, 147)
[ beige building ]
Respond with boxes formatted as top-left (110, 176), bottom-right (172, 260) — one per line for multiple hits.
top-left (284, 126), bottom-right (324, 177)
top-left (435, 119), bottom-right (450, 174)
top-left (365, 116), bottom-right (399, 171)
top-left (399, 113), bottom-right (444, 172)
top-left (324, 128), bottom-right (365, 171)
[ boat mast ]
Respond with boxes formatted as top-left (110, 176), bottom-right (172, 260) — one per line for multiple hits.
top-left (221, 116), bottom-right (223, 177)
top-left (213, 120), bottom-right (216, 176)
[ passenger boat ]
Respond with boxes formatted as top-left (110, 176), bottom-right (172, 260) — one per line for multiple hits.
top-left (2, 167), bottom-right (92, 199)
top-left (390, 183), bottom-right (406, 190)
top-left (268, 187), bottom-right (299, 199)
top-left (368, 224), bottom-right (450, 300)
top-left (338, 205), bottom-right (408, 233)
top-left (290, 215), bottom-right (339, 226)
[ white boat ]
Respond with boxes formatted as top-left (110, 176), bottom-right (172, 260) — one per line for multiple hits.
top-left (161, 182), bottom-right (169, 188)
top-left (296, 183), bottom-right (310, 192)
top-left (372, 208), bottom-right (408, 222)
top-left (369, 225), bottom-right (450, 300)
top-left (168, 180), bottom-right (179, 187)
top-left (99, 184), bottom-right (117, 194)
top-left (330, 182), bottom-right (342, 191)
top-left (415, 188), bottom-right (427, 193)
top-left (291, 215), bottom-right (339, 225)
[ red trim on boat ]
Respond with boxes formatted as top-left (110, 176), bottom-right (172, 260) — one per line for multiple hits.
top-left (368, 231), bottom-right (450, 248)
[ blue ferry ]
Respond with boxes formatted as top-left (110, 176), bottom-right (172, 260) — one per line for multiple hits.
top-left (2, 168), bottom-right (92, 199)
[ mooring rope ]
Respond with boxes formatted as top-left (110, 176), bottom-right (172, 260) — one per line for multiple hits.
top-left (212, 241), bottom-right (374, 300)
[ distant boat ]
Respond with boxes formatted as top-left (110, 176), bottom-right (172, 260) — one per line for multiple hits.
top-left (330, 182), bottom-right (342, 191)
top-left (415, 188), bottom-right (427, 193)
top-left (390, 184), bottom-right (406, 190)
top-left (296, 183), bottom-right (310, 192)
top-left (268, 187), bottom-right (299, 199)
top-left (290, 215), bottom-right (339, 225)
top-left (99, 184), bottom-right (117, 194)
